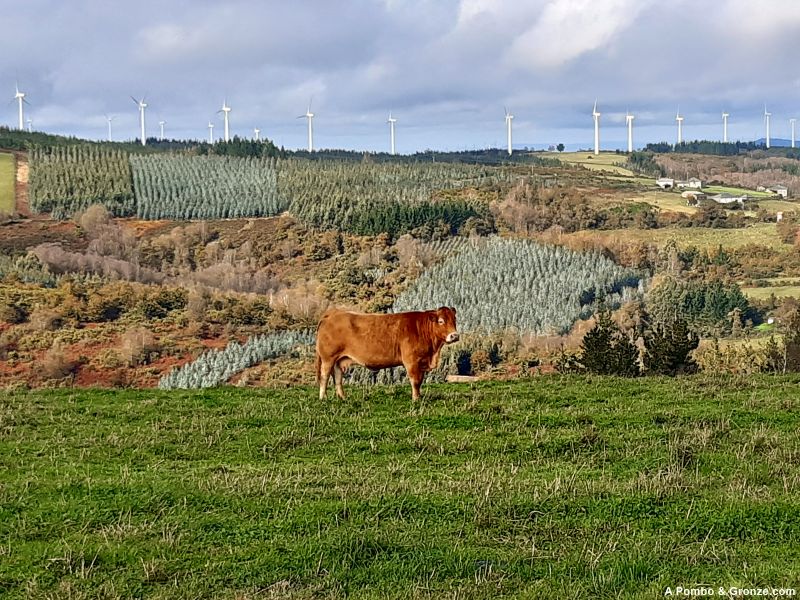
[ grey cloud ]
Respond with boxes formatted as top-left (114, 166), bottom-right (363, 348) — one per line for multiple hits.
top-left (1, 0), bottom-right (799, 150)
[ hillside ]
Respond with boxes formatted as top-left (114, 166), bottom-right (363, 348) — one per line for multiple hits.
top-left (2, 130), bottom-right (800, 388)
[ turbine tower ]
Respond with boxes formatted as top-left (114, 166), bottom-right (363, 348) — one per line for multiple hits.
top-left (158, 120), bottom-right (166, 141)
top-left (675, 109), bottom-right (684, 146)
top-left (592, 100), bottom-right (600, 155)
top-left (218, 100), bottom-right (231, 142)
top-left (26, 118), bottom-right (32, 133)
top-left (504, 108), bottom-right (513, 156)
top-left (764, 105), bottom-right (771, 149)
top-left (722, 111), bottom-right (729, 143)
top-left (254, 128), bottom-right (261, 141)
top-left (791, 118), bottom-right (797, 149)
top-left (298, 99), bottom-right (314, 152)
top-left (105, 115), bottom-right (115, 142)
top-left (387, 112), bottom-right (397, 155)
top-left (625, 112), bottom-right (634, 153)
top-left (131, 96), bottom-right (147, 146)
top-left (207, 121), bottom-right (214, 144)
top-left (14, 84), bottom-right (28, 131)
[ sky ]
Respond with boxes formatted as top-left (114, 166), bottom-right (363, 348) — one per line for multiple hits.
top-left (2, 0), bottom-right (800, 153)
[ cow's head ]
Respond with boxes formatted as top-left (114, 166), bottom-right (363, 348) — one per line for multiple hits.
top-left (431, 306), bottom-right (459, 344)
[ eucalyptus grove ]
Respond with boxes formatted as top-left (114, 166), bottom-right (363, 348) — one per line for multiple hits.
top-left (132, 154), bottom-right (285, 220)
top-left (28, 145), bottom-right (134, 217)
top-left (158, 330), bottom-right (314, 390)
top-left (393, 237), bottom-right (642, 335)
top-left (280, 159), bottom-right (511, 235)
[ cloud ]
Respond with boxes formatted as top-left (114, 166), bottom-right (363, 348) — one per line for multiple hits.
top-left (0, 0), bottom-right (798, 150)
top-left (508, 0), bottom-right (650, 69)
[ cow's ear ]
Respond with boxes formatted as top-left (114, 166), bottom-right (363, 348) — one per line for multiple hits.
top-left (450, 306), bottom-right (456, 314)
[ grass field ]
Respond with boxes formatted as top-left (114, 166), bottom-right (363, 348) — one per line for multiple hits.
top-left (703, 185), bottom-right (773, 199)
top-left (0, 152), bottom-right (15, 214)
top-left (542, 151), bottom-right (636, 176)
top-left (2, 377), bottom-right (799, 599)
top-left (757, 199), bottom-right (799, 214)
top-left (560, 222), bottom-right (784, 250)
top-left (742, 285), bottom-right (800, 300)
top-left (627, 190), bottom-right (698, 214)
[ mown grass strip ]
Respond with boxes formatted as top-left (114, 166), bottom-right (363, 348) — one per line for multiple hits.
top-left (0, 152), bottom-right (15, 214)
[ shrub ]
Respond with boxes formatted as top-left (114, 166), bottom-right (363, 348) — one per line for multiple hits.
top-left (85, 283), bottom-right (136, 322)
top-left (119, 327), bottom-right (160, 367)
top-left (0, 299), bottom-right (28, 324)
top-left (28, 307), bottom-right (66, 332)
top-left (41, 341), bottom-right (79, 380)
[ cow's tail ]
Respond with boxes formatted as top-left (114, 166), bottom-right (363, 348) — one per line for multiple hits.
top-left (315, 350), bottom-right (321, 386)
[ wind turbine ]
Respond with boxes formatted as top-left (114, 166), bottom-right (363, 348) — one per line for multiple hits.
top-left (254, 128), bottom-right (261, 141)
top-left (504, 108), bottom-right (514, 156)
top-left (387, 112), bottom-right (397, 155)
top-left (26, 118), bottom-right (32, 133)
top-left (722, 111), bottom-right (729, 143)
top-left (158, 120), bottom-right (166, 141)
top-left (218, 100), bottom-right (231, 142)
top-left (764, 105), bottom-right (771, 149)
top-left (298, 99), bottom-right (314, 152)
top-left (791, 118), bottom-right (797, 149)
top-left (592, 100), bottom-right (601, 155)
top-left (625, 112), bottom-right (634, 153)
top-left (131, 95), bottom-right (147, 146)
top-left (105, 115), bottom-right (115, 141)
top-left (13, 84), bottom-right (29, 131)
top-left (207, 121), bottom-right (214, 144)
top-left (675, 109), bottom-right (684, 146)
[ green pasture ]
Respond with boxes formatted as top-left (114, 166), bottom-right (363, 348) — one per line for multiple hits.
top-left (0, 152), bottom-right (15, 214)
top-left (2, 377), bottom-right (799, 599)
top-left (562, 222), bottom-right (784, 250)
top-left (541, 151), bottom-right (637, 176)
top-left (742, 285), bottom-right (800, 300)
top-left (628, 190), bottom-right (698, 214)
top-left (703, 185), bottom-right (773, 198)
top-left (757, 199), bottom-right (798, 214)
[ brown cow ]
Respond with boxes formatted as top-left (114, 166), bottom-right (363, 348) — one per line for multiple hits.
top-left (315, 306), bottom-right (459, 401)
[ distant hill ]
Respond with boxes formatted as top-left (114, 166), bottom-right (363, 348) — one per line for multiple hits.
top-left (753, 138), bottom-right (796, 148)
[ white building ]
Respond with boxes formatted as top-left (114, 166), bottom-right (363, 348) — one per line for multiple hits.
top-left (711, 192), bottom-right (747, 206)
top-left (656, 177), bottom-right (675, 190)
top-left (768, 184), bottom-right (788, 199)
top-left (676, 177), bottom-right (702, 189)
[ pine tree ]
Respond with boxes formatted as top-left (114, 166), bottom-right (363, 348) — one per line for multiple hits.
top-left (580, 310), bottom-right (640, 376)
top-left (642, 318), bottom-right (699, 375)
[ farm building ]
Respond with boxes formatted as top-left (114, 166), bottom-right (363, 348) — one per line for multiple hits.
top-left (767, 184), bottom-right (788, 198)
top-left (676, 177), bottom-right (702, 189)
top-left (710, 192), bottom-right (748, 206)
top-left (682, 190), bottom-right (706, 205)
top-left (656, 177), bottom-right (675, 190)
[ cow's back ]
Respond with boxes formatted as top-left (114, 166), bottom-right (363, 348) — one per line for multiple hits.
top-left (317, 310), bottom-right (420, 369)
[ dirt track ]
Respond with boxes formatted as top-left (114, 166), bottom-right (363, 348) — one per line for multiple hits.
top-left (14, 152), bottom-right (29, 216)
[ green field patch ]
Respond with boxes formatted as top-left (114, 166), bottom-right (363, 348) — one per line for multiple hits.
top-left (561, 222), bottom-right (784, 250)
top-left (541, 151), bottom-right (636, 176)
top-left (742, 285), bottom-right (800, 300)
top-left (703, 185), bottom-right (773, 198)
top-left (2, 377), bottom-right (799, 598)
top-left (757, 198), bottom-right (799, 213)
top-left (0, 152), bottom-right (15, 214)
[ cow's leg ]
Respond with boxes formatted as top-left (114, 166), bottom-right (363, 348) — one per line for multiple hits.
top-left (405, 361), bottom-right (425, 401)
top-left (319, 359), bottom-right (333, 400)
top-left (333, 360), bottom-right (346, 399)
